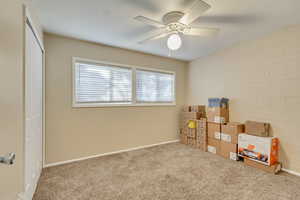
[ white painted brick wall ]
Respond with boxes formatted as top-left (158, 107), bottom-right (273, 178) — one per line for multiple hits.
top-left (187, 25), bottom-right (300, 173)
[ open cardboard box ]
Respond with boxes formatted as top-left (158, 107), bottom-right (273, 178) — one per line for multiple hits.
top-left (238, 133), bottom-right (279, 166)
top-left (245, 121), bottom-right (270, 137)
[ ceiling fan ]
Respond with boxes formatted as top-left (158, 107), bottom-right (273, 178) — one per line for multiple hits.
top-left (134, 0), bottom-right (219, 51)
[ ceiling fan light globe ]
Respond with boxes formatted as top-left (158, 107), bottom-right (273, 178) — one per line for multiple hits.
top-left (167, 34), bottom-right (182, 50)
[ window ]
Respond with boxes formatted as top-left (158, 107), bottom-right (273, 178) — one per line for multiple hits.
top-left (136, 70), bottom-right (175, 103)
top-left (74, 61), bottom-right (132, 104)
top-left (73, 57), bottom-right (175, 107)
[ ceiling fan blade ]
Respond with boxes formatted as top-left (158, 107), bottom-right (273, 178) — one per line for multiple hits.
top-left (179, 0), bottom-right (211, 25)
top-left (138, 29), bottom-right (173, 44)
top-left (134, 16), bottom-right (165, 28)
top-left (184, 27), bottom-right (219, 36)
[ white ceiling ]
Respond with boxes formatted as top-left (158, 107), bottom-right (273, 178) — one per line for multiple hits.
top-left (32, 0), bottom-right (300, 61)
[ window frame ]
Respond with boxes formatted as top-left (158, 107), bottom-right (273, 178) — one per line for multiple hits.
top-left (72, 57), bottom-right (176, 108)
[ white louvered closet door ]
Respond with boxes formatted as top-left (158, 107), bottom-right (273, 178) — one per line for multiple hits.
top-left (24, 23), bottom-right (43, 199)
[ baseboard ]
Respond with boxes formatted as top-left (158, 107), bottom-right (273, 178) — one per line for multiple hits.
top-left (282, 168), bottom-right (300, 177)
top-left (44, 139), bottom-right (179, 168)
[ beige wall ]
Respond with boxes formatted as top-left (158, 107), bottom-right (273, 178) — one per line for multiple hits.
top-left (0, 1), bottom-right (24, 199)
top-left (187, 25), bottom-right (300, 173)
top-left (0, 1), bottom-right (42, 199)
top-left (44, 33), bottom-right (188, 165)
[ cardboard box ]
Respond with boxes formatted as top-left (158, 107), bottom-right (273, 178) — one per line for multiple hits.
top-left (182, 112), bottom-right (203, 120)
top-left (196, 138), bottom-right (207, 151)
top-left (188, 137), bottom-right (196, 147)
top-left (180, 119), bottom-right (190, 129)
top-left (219, 141), bottom-right (238, 161)
top-left (196, 122), bottom-right (206, 148)
top-left (207, 138), bottom-right (220, 154)
top-left (196, 119), bottom-right (207, 130)
top-left (188, 128), bottom-right (197, 138)
top-left (208, 122), bottom-right (221, 140)
top-left (238, 134), bottom-right (279, 166)
top-left (244, 158), bottom-right (281, 174)
top-left (196, 118), bottom-right (207, 129)
top-left (197, 135), bottom-right (207, 149)
top-left (181, 127), bottom-right (187, 134)
top-left (221, 122), bottom-right (244, 144)
top-left (207, 107), bottom-right (229, 123)
top-left (181, 127), bottom-right (197, 138)
top-left (190, 105), bottom-right (206, 113)
top-left (196, 119), bottom-right (207, 137)
top-left (187, 137), bottom-right (191, 145)
top-left (245, 121), bottom-right (270, 137)
top-left (196, 119), bottom-right (207, 151)
top-left (182, 105), bottom-right (191, 112)
top-left (180, 129), bottom-right (188, 145)
top-left (180, 134), bottom-right (188, 145)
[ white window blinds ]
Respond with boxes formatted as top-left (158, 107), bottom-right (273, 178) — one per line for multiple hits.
top-left (136, 69), bottom-right (175, 103)
top-left (75, 62), bottom-right (132, 103)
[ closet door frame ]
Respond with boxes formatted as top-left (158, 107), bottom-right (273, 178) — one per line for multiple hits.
top-left (24, 5), bottom-right (45, 190)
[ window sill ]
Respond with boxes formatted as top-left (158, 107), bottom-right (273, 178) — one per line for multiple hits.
top-left (72, 102), bottom-right (176, 108)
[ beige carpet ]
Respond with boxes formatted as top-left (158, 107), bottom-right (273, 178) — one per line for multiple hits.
top-left (34, 143), bottom-right (300, 200)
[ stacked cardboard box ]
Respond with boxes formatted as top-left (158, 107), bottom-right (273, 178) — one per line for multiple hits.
top-left (220, 122), bottom-right (244, 161)
top-left (180, 105), bottom-right (207, 149)
top-left (207, 98), bottom-right (231, 157)
top-left (238, 121), bottom-right (281, 173)
top-left (207, 98), bottom-right (229, 124)
top-left (207, 122), bottom-right (221, 155)
top-left (191, 105), bottom-right (206, 113)
top-left (182, 112), bottom-right (203, 121)
top-left (206, 98), bottom-right (246, 161)
top-left (196, 119), bottom-right (207, 151)
top-left (188, 137), bottom-right (196, 146)
top-left (182, 105), bottom-right (191, 112)
top-left (186, 127), bottom-right (197, 138)
top-left (182, 101), bottom-right (281, 174)
top-left (179, 129), bottom-right (188, 145)
top-left (180, 108), bottom-right (204, 129)
top-left (184, 126), bottom-right (197, 148)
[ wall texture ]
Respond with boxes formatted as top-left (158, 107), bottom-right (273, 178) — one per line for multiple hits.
top-left (187, 25), bottom-right (300, 173)
top-left (44, 33), bottom-right (188, 165)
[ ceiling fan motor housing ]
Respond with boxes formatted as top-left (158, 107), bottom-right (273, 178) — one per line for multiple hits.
top-left (162, 11), bottom-right (184, 24)
top-left (163, 11), bottom-right (189, 33)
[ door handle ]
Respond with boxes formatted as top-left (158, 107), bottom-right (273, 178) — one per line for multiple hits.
top-left (0, 153), bottom-right (15, 165)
